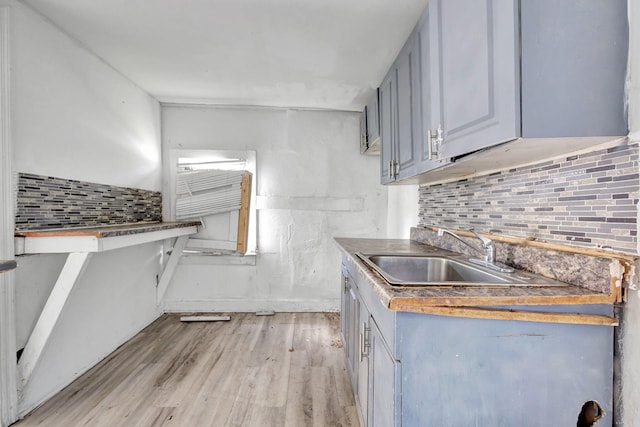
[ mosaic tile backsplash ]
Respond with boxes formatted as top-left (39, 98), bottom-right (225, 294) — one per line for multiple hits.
top-left (15, 173), bottom-right (162, 230)
top-left (418, 143), bottom-right (639, 254)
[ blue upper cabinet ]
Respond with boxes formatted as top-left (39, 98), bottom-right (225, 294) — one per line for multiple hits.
top-left (360, 90), bottom-right (381, 155)
top-left (519, 0), bottom-right (628, 138)
top-left (379, 72), bottom-right (395, 184)
top-left (383, 0), bottom-right (628, 183)
top-left (380, 31), bottom-right (420, 184)
top-left (426, 0), bottom-right (519, 162)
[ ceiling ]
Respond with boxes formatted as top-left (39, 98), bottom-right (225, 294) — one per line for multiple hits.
top-left (23, 0), bottom-right (429, 111)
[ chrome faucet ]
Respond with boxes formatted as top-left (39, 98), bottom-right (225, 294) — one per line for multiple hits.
top-left (437, 227), bottom-right (513, 273)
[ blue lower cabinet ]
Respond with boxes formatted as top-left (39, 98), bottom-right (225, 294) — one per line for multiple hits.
top-left (368, 319), bottom-right (400, 427)
top-left (397, 307), bottom-right (613, 426)
top-left (341, 259), bottom-right (614, 426)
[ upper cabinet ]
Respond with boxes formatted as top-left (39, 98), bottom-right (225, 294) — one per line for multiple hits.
top-left (519, 0), bottom-right (628, 138)
top-left (380, 0), bottom-right (628, 184)
top-left (380, 31), bottom-right (421, 184)
top-left (425, 0), bottom-right (519, 162)
top-left (360, 90), bottom-right (381, 155)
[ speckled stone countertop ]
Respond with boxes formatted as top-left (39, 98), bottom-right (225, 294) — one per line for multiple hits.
top-left (15, 221), bottom-right (200, 238)
top-left (335, 238), bottom-right (616, 310)
top-left (0, 260), bottom-right (17, 273)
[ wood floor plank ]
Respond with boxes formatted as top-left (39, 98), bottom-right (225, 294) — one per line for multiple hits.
top-left (12, 312), bottom-right (359, 427)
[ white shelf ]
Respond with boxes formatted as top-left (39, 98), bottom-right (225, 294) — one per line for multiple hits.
top-left (14, 223), bottom-right (198, 254)
top-left (14, 222), bottom-right (199, 392)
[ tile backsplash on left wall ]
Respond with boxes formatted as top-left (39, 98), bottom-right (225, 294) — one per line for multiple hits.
top-left (15, 173), bottom-right (162, 230)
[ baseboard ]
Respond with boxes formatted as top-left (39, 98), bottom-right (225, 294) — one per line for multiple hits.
top-left (163, 298), bottom-right (340, 313)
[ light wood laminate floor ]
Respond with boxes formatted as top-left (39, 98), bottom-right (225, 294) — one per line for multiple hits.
top-left (12, 313), bottom-right (359, 427)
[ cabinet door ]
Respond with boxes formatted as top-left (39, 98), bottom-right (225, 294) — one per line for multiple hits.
top-left (356, 300), bottom-right (370, 426)
top-left (348, 283), bottom-right (360, 382)
top-left (394, 32), bottom-right (419, 181)
top-left (520, 0), bottom-right (628, 137)
top-left (340, 269), bottom-right (348, 348)
top-left (428, 0), bottom-right (519, 160)
top-left (359, 107), bottom-right (368, 154)
top-left (415, 12), bottom-right (450, 174)
top-left (368, 320), bottom-right (400, 427)
top-left (379, 72), bottom-right (395, 184)
top-left (341, 272), bottom-right (359, 384)
top-left (366, 90), bottom-right (380, 146)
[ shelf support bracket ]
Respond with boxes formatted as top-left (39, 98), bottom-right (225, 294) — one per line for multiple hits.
top-left (156, 235), bottom-right (189, 307)
top-left (17, 252), bottom-right (92, 393)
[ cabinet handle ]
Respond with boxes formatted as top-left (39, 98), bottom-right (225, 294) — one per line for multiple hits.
top-left (427, 129), bottom-right (434, 160)
top-left (360, 322), bottom-right (370, 361)
top-left (389, 160), bottom-right (398, 179)
top-left (428, 124), bottom-right (444, 161)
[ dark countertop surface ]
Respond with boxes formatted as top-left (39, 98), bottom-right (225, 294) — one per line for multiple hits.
top-left (335, 238), bottom-right (616, 310)
top-left (15, 221), bottom-right (200, 238)
top-left (0, 260), bottom-right (17, 273)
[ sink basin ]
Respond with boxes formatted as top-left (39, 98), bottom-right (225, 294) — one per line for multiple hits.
top-left (355, 253), bottom-right (567, 287)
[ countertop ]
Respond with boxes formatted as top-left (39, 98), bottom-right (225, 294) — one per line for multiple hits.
top-left (14, 221), bottom-right (201, 255)
top-left (15, 221), bottom-right (200, 238)
top-left (335, 238), bottom-right (617, 312)
top-left (0, 260), bottom-right (17, 273)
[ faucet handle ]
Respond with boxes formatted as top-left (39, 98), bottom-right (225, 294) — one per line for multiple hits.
top-left (468, 229), bottom-right (492, 247)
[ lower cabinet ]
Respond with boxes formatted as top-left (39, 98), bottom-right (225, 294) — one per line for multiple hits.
top-left (341, 263), bottom-right (396, 427)
top-left (368, 319), bottom-right (400, 427)
top-left (341, 257), bottom-right (615, 426)
top-left (341, 266), bottom-right (359, 384)
top-left (356, 298), bottom-right (370, 425)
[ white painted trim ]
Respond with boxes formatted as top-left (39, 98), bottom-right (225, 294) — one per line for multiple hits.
top-left (0, 271), bottom-right (16, 427)
top-left (179, 253), bottom-right (257, 265)
top-left (163, 298), bottom-right (340, 313)
top-left (186, 237), bottom-right (237, 251)
top-left (156, 235), bottom-right (188, 307)
top-left (0, 6), bottom-right (16, 426)
top-left (17, 252), bottom-right (92, 393)
top-left (16, 225), bottom-right (198, 254)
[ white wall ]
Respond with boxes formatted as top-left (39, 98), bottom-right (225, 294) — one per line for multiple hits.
top-left (11, 1), bottom-right (161, 191)
top-left (386, 185), bottom-right (418, 238)
top-left (622, 0), bottom-right (640, 424)
top-left (8, 1), bottom-right (164, 415)
top-left (161, 106), bottom-right (387, 312)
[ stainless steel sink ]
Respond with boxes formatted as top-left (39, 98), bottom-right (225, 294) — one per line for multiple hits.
top-left (355, 253), bottom-right (568, 287)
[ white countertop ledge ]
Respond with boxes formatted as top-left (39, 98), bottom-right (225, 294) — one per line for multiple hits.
top-left (14, 222), bottom-right (200, 254)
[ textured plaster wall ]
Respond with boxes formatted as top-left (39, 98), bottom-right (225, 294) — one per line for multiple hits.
top-left (161, 106), bottom-right (387, 312)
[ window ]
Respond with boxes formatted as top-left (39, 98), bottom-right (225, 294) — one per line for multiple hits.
top-left (167, 149), bottom-right (257, 255)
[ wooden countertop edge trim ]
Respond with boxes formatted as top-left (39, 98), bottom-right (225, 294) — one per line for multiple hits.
top-left (391, 304), bottom-right (619, 326)
top-left (389, 293), bottom-right (617, 309)
top-left (420, 226), bottom-right (638, 261)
